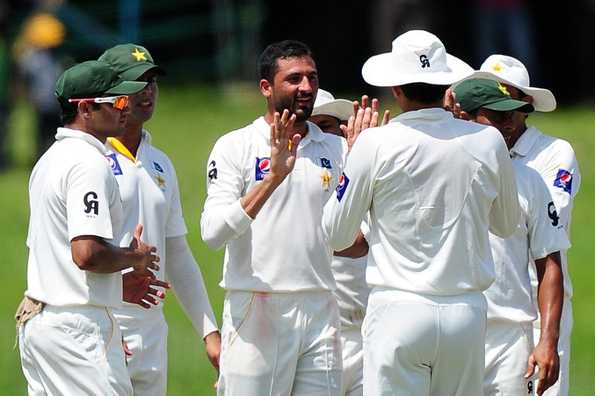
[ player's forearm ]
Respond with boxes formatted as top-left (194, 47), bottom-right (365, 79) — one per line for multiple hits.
top-left (166, 236), bottom-right (219, 337)
top-left (334, 232), bottom-right (369, 258)
top-left (71, 236), bottom-right (141, 273)
top-left (240, 173), bottom-right (285, 219)
top-left (535, 253), bottom-right (564, 346)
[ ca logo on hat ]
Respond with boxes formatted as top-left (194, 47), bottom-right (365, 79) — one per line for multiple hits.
top-left (131, 48), bottom-right (147, 61)
top-left (498, 83), bottom-right (510, 96)
top-left (419, 54), bottom-right (430, 68)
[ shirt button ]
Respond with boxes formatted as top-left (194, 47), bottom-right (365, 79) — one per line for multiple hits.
top-left (135, 161), bottom-right (142, 167)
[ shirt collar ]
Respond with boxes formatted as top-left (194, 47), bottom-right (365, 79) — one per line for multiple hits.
top-left (392, 107), bottom-right (453, 123)
top-left (254, 116), bottom-right (326, 147)
top-left (510, 125), bottom-right (541, 157)
top-left (55, 127), bottom-right (107, 154)
top-left (106, 129), bottom-right (151, 163)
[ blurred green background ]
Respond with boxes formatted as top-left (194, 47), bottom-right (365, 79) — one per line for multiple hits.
top-left (1, 84), bottom-right (594, 395)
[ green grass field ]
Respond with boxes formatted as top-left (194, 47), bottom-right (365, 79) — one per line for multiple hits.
top-left (1, 84), bottom-right (594, 395)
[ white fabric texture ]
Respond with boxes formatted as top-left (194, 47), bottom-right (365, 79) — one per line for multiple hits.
top-left (484, 321), bottom-right (535, 396)
top-left (362, 288), bottom-right (487, 396)
top-left (217, 291), bottom-right (342, 396)
top-left (117, 308), bottom-right (168, 396)
top-left (201, 117), bottom-right (346, 292)
top-left (331, 256), bottom-right (369, 328)
top-left (486, 162), bottom-right (569, 323)
top-left (339, 326), bottom-right (363, 396)
top-left (19, 305), bottom-right (132, 396)
top-left (25, 127), bottom-right (123, 308)
top-left (323, 108), bottom-right (520, 295)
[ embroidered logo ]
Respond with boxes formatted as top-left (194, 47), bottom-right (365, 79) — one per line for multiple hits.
top-left (336, 173), bottom-right (350, 202)
top-left (320, 157), bottom-right (332, 169)
top-left (255, 157), bottom-right (271, 181)
top-left (553, 169), bottom-right (572, 194)
top-left (84, 191), bottom-right (99, 215)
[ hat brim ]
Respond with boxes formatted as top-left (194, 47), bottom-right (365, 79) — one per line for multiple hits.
top-left (312, 99), bottom-right (353, 121)
top-left (454, 71), bottom-right (556, 112)
top-left (483, 99), bottom-right (534, 113)
top-left (362, 52), bottom-right (474, 87)
top-left (105, 80), bottom-right (148, 95)
top-left (119, 63), bottom-right (166, 81)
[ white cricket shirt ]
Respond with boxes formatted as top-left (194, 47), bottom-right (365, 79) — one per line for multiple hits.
top-left (510, 126), bottom-right (580, 298)
top-left (201, 117), bottom-right (346, 292)
top-left (25, 128), bottom-right (123, 307)
top-left (105, 130), bottom-right (187, 282)
top-left (486, 162), bottom-right (570, 323)
top-left (323, 108), bottom-right (521, 295)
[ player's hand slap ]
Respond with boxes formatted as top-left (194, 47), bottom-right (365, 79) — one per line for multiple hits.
top-left (123, 270), bottom-right (170, 308)
top-left (129, 224), bottom-right (161, 276)
top-left (269, 109), bottom-right (301, 180)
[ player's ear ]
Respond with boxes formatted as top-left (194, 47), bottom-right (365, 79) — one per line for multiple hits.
top-left (77, 101), bottom-right (94, 120)
top-left (259, 79), bottom-right (272, 98)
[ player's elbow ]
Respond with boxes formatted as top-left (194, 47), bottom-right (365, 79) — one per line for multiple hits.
top-left (200, 220), bottom-right (227, 251)
top-left (71, 238), bottom-right (99, 271)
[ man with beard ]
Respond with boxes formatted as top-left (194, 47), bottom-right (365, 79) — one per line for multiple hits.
top-left (201, 40), bottom-right (347, 396)
top-left (98, 44), bottom-right (221, 395)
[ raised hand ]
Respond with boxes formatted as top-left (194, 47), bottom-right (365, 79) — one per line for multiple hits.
top-left (129, 224), bottom-right (160, 276)
top-left (269, 109), bottom-right (301, 181)
top-left (123, 270), bottom-right (170, 308)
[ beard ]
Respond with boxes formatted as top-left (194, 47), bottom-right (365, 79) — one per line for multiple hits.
top-left (273, 92), bottom-right (314, 122)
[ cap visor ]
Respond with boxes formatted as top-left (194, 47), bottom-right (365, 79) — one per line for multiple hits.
top-left (362, 52), bottom-right (473, 87)
top-left (312, 99), bottom-right (353, 121)
top-left (483, 99), bottom-right (534, 113)
top-left (119, 63), bottom-right (166, 81)
top-left (454, 70), bottom-right (556, 112)
top-left (105, 80), bottom-right (148, 95)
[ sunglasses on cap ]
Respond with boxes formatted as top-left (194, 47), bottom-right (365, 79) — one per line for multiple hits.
top-left (68, 95), bottom-right (129, 110)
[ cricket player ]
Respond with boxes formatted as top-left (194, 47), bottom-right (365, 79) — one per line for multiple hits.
top-left (201, 40), bottom-right (348, 395)
top-left (310, 88), bottom-right (368, 396)
top-left (17, 60), bottom-right (163, 395)
top-left (467, 55), bottom-right (580, 396)
top-left (98, 43), bottom-right (221, 395)
top-left (322, 30), bottom-right (521, 395)
top-left (453, 78), bottom-right (568, 395)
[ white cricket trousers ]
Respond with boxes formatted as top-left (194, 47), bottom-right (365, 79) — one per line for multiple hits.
top-left (217, 290), bottom-right (343, 396)
top-left (18, 304), bottom-right (133, 396)
top-left (363, 287), bottom-right (487, 396)
top-left (484, 321), bottom-right (535, 395)
top-left (339, 325), bottom-right (363, 396)
top-left (115, 306), bottom-right (168, 396)
top-left (536, 296), bottom-right (573, 396)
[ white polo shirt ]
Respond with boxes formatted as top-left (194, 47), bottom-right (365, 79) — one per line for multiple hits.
top-left (105, 130), bottom-right (187, 284)
top-left (511, 126), bottom-right (580, 298)
top-left (25, 128), bottom-right (123, 307)
top-left (322, 108), bottom-right (521, 295)
top-left (201, 117), bottom-right (346, 292)
top-left (486, 162), bottom-right (570, 323)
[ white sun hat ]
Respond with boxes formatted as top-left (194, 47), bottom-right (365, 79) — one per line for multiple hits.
top-left (311, 88), bottom-right (353, 121)
top-left (362, 30), bottom-right (474, 87)
top-left (478, 54), bottom-right (556, 112)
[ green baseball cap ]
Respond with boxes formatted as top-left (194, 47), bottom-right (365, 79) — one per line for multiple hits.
top-left (98, 43), bottom-right (165, 81)
top-left (55, 60), bottom-right (147, 102)
top-left (454, 78), bottom-right (534, 113)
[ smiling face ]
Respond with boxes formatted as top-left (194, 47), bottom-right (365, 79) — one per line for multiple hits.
top-left (261, 56), bottom-right (319, 122)
top-left (127, 69), bottom-right (159, 124)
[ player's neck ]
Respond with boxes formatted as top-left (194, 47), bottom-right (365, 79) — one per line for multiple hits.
top-left (118, 123), bottom-right (144, 156)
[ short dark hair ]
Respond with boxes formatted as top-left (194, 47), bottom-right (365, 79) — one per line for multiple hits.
top-left (258, 40), bottom-right (313, 82)
top-left (400, 83), bottom-right (448, 104)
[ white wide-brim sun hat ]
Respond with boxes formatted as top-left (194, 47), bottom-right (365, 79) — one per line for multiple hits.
top-left (478, 54), bottom-right (556, 112)
top-left (362, 30), bottom-right (474, 87)
top-left (311, 88), bottom-right (353, 121)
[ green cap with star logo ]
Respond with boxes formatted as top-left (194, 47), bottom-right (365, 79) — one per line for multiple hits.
top-left (454, 78), bottom-right (534, 113)
top-left (98, 43), bottom-right (165, 81)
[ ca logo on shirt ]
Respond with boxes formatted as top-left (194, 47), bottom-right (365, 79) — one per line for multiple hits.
top-left (548, 202), bottom-right (560, 227)
top-left (255, 157), bottom-right (271, 181)
top-left (106, 153), bottom-right (123, 176)
top-left (208, 160), bottom-right (218, 182)
top-left (553, 169), bottom-right (572, 194)
top-left (84, 191), bottom-right (99, 215)
top-left (336, 173), bottom-right (350, 202)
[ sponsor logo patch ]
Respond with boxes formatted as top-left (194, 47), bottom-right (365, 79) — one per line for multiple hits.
top-left (553, 169), bottom-right (572, 194)
top-left (106, 153), bottom-right (123, 175)
top-left (153, 161), bottom-right (164, 173)
top-left (336, 173), bottom-right (349, 202)
top-left (255, 157), bottom-right (271, 181)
